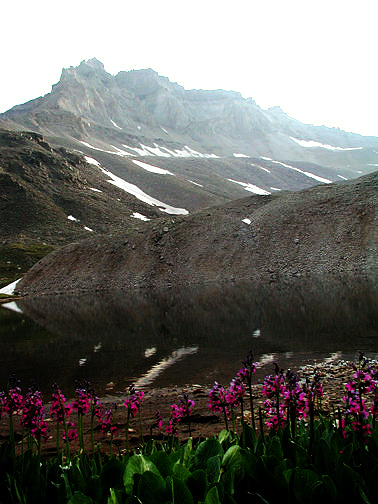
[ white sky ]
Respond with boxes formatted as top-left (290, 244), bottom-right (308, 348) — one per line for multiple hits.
top-left (1, 0), bottom-right (377, 136)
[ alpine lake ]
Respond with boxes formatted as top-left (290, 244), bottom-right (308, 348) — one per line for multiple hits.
top-left (0, 278), bottom-right (376, 398)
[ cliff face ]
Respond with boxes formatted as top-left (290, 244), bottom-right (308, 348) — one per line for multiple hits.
top-left (1, 58), bottom-right (377, 172)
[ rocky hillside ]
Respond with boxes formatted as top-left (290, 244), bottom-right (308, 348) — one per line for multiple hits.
top-left (17, 172), bottom-right (377, 296)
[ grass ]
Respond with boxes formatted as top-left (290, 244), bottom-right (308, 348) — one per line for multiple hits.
top-left (0, 242), bottom-right (55, 288)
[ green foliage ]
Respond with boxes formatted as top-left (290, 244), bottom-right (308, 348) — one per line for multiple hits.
top-left (0, 409), bottom-right (377, 503)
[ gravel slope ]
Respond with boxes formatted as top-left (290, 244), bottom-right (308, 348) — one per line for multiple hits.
top-left (17, 172), bottom-right (377, 295)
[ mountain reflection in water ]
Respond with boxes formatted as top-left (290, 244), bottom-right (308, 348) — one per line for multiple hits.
top-left (0, 279), bottom-right (376, 397)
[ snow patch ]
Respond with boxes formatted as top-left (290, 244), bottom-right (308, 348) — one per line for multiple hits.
top-left (260, 156), bottom-right (273, 161)
top-left (89, 187), bottom-right (102, 193)
top-left (270, 187), bottom-right (281, 191)
top-left (250, 163), bottom-right (271, 173)
top-left (337, 175), bottom-right (348, 180)
top-left (233, 153), bottom-right (249, 158)
top-left (228, 178), bottom-right (271, 195)
top-left (242, 218), bottom-right (251, 225)
top-left (290, 137), bottom-right (363, 151)
top-left (187, 180), bottom-right (204, 187)
top-left (131, 212), bottom-right (150, 222)
top-left (81, 141), bottom-right (131, 157)
top-left (97, 165), bottom-right (188, 215)
top-left (84, 226), bottom-right (94, 232)
top-left (85, 156), bottom-right (101, 166)
top-left (161, 127), bottom-right (168, 134)
top-left (132, 159), bottom-right (174, 175)
top-left (0, 279), bottom-right (21, 295)
top-left (269, 159), bottom-right (332, 184)
top-left (110, 119), bottom-right (122, 130)
top-left (67, 215), bottom-right (79, 222)
top-left (140, 144), bottom-right (171, 157)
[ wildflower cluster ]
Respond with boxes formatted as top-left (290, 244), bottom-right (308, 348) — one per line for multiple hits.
top-left (209, 351), bottom-right (259, 431)
top-left (21, 385), bottom-right (48, 441)
top-left (123, 384), bottom-right (144, 417)
top-left (342, 353), bottom-right (377, 440)
top-left (166, 393), bottom-right (195, 436)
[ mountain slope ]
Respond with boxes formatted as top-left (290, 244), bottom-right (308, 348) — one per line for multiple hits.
top-left (17, 172), bottom-right (377, 296)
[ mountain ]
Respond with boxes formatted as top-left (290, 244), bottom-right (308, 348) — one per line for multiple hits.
top-left (17, 172), bottom-right (377, 296)
top-left (1, 58), bottom-right (377, 176)
top-left (1, 58), bottom-right (377, 253)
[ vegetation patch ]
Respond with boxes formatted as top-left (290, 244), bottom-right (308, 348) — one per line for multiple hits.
top-left (0, 353), bottom-right (376, 503)
top-left (0, 242), bottom-right (55, 287)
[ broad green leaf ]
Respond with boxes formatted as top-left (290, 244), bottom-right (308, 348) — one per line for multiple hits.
top-left (182, 437), bottom-right (193, 467)
top-left (206, 456), bottom-right (221, 484)
top-left (125, 496), bottom-right (142, 504)
top-left (100, 458), bottom-right (124, 491)
top-left (171, 476), bottom-right (194, 504)
top-left (321, 474), bottom-right (338, 501)
top-left (150, 451), bottom-right (174, 479)
top-left (107, 488), bottom-right (124, 504)
top-left (124, 454), bottom-right (161, 495)
top-left (173, 462), bottom-right (191, 482)
top-left (293, 468), bottom-right (322, 503)
top-left (186, 469), bottom-right (208, 502)
top-left (67, 491), bottom-right (93, 504)
top-left (195, 438), bottom-right (223, 470)
top-left (222, 445), bottom-right (245, 477)
top-left (204, 486), bottom-right (221, 504)
top-left (241, 423), bottom-right (257, 451)
top-left (138, 471), bottom-right (167, 504)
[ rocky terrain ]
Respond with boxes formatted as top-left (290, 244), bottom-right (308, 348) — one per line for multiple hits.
top-left (1, 58), bottom-right (377, 294)
top-left (16, 172), bottom-right (377, 296)
top-left (1, 59), bottom-right (377, 175)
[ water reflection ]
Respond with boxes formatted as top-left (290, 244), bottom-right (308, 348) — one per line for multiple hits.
top-left (0, 279), bottom-right (376, 397)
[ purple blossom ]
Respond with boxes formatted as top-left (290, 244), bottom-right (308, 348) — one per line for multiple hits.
top-left (124, 384), bottom-right (144, 417)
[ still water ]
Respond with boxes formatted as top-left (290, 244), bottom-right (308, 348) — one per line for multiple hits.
top-left (0, 280), bottom-right (376, 397)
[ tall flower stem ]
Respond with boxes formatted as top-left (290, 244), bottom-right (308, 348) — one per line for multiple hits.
top-left (78, 412), bottom-right (84, 451)
top-left (247, 379), bottom-right (255, 430)
top-left (126, 408), bottom-right (131, 453)
top-left (222, 405), bottom-right (229, 431)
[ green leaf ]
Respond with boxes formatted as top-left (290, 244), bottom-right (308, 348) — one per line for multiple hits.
top-left (204, 486), bottom-right (221, 504)
top-left (107, 488), bottom-right (124, 504)
top-left (321, 474), bottom-right (338, 501)
top-left (222, 445), bottom-right (243, 473)
top-left (292, 468), bottom-right (322, 503)
top-left (100, 458), bottom-right (125, 491)
top-left (206, 456), bottom-right (221, 484)
top-left (171, 476), bottom-right (194, 504)
top-left (186, 469), bottom-right (208, 502)
top-left (125, 496), bottom-right (142, 504)
top-left (124, 454), bottom-right (162, 495)
top-left (138, 471), bottom-right (167, 504)
top-left (67, 491), bottom-right (93, 504)
top-left (173, 462), bottom-right (191, 482)
top-left (150, 451), bottom-right (174, 479)
top-left (195, 438), bottom-right (223, 470)
top-left (182, 437), bottom-right (193, 467)
top-left (242, 423), bottom-right (257, 451)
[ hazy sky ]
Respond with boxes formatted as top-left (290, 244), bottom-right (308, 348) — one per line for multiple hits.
top-left (2, 0), bottom-right (377, 136)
